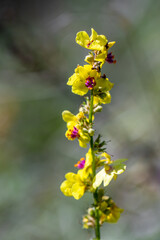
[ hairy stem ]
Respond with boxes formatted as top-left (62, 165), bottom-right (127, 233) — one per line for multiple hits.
top-left (89, 90), bottom-right (100, 240)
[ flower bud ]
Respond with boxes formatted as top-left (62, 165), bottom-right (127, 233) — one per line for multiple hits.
top-left (83, 128), bottom-right (88, 133)
top-left (88, 128), bottom-right (95, 136)
top-left (102, 196), bottom-right (109, 201)
top-left (93, 105), bottom-right (103, 113)
top-left (82, 215), bottom-right (95, 229)
top-left (88, 207), bottom-right (95, 217)
top-left (79, 107), bottom-right (84, 112)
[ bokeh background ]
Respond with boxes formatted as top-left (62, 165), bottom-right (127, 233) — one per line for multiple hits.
top-left (0, 0), bottom-right (160, 239)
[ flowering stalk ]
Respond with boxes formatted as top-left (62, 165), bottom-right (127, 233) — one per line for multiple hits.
top-left (60, 28), bottom-right (127, 240)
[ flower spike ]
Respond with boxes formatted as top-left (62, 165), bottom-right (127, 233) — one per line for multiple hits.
top-left (60, 28), bottom-right (127, 240)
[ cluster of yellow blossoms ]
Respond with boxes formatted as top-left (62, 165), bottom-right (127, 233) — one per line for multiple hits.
top-left (60, 29), bottom-right (127, 235)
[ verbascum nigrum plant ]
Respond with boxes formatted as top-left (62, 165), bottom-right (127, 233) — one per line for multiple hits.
top-left (60, 28), bottom-right (127, 240)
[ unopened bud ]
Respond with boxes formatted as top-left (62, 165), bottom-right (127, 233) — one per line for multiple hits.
top-left (88, 208), bottom-right (95, 217)
top-left (82, 215), bottom-right (95, 229)
top-left (83, 128), bottom-right (88, 133)
top-left (88, 128), bottom-right (95, 136)
top-left (79, 107), bottom-right (84, 112)
top-left (94, 105), bottom-right (103, 113)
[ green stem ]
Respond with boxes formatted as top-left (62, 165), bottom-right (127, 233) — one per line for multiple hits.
top-left (94, 190), bottom-right (100, 240)
top-left (89, 90), bottom-right (93, 124)
top-left (89, 90), bottom-right (101, 240)
top-left (90, 136), bottom-right (96, 177)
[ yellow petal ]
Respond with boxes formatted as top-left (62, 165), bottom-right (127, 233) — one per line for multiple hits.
top-left (76, 111), bottom-right (85, 120)
top-left (79, 64), bottom-right (92, 73)
top-left (78, 168), bottom-right (87, 180)
top-left (78, 148), bottom-right (93, 180)
top-left (95, 78), bottom-right (114, 92)
top-left (93, 168), bottom-right (106, 188)
top-left (93, 96), bottom-right (99, 105)
top-left (103, 173), bottom-right (114, 186)
top-left (95, 51), bottom-right (107, 64)
top-left (88, 41), bottom-right (103, 51)
top-left (67, 73), bottom-right (78, 86)
top-left (62, 110), bottom-right (76, 122)
top-left (108, 41), bottom-right (116, 49)
top-left (100, 152), bottom-right (111, 162)
top-left (78, 139), bottom-right (87, 148)
top-left (72, 80), bottom-right (88, 96)
top-left (75, 65), bottom-right (90, 79)
top-left (106, 205), bottom-right (123, 223)
top-left (79, 131), bottom-right (90, 146)
top-left (93, 91), bottom-right (112, 105)
top-left (65, 172), bottom-right (77, 182)
top-left (85, 148), bottom-right (93, 167)
top-left (96, 35), bottom-right (108, 45)
top-left (76, 31), bottom-right (90, 48)
top-left (66, 121), bottom-right (76, 129)
top-left (114, 165), bottom-right (126, 175)
top-left (72, 182), bottom-right (85, 199)
top-left (60, 180), bottom-right (72, 196)
top-left (112, 160), bottom-right (127, 174)
top-left (90, 28), bottom-right (97, 41)
top-left (100, 92), bottom-right (112, 104)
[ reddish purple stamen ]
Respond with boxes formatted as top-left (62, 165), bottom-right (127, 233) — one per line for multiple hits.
top-left (85, 76), bottom-right (96, 90)
top-left (74, 158), bottom-right (86, 169)
top-left (71, 127), bottom-right (79, 139)
top-left (106, 52), bottom-right (116, 64)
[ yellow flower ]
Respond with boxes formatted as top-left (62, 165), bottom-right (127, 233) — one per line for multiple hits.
top-left (94, 75), bottom-right (114, 93)
top-left (62, 110), bottom-right (90, 148)
top-left (67, 65), bottom-right (113, 100)
top-left (60, 149), bottom-right (93, 200)
top-left (100, 199), bottom-right (123, 223)
top-left (76, 28), bottom-right (115, 52)
top-left (93, 91), bottom-right (111, 105)
top-left (67, 65), bottom-right (100, 96)
top-left (105, 203), bottom-right (123, 223)
top-left (93, 153), bottom-right (127, 188)
top-left (60, 172), bottom-right (86, 200)
top-left (93, 74), bottom-right (114, 105)
top-left (76, 28), bottom-right (116, 66)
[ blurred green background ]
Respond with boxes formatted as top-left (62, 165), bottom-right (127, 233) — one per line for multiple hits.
top-left (0, 0), bottom-right (160, 239)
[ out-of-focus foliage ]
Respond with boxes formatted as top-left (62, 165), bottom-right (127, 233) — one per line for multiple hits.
top-left (0, 0), bottom-right (160, 239)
